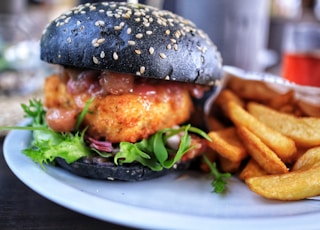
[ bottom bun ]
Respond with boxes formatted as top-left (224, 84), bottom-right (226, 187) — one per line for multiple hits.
top-left (55, 157), bottom-right (190, 182)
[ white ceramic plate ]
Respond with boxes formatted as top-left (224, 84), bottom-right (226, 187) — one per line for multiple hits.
top-left (4, 124), bottom-right (320, 230)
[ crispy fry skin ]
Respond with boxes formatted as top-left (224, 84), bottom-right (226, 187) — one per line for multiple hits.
top-left (239, 159), bottom-right (267, 181)
top-left (45, 74), bottom-right (193, 143)
top-left (246, 166), bottom-right (320, 200)
top-left (248, 102), bottom-right (320, 148)
top-left (207, 127), bottom-right (247, 162)
top-left (237, 126), bottom-right (288, 174)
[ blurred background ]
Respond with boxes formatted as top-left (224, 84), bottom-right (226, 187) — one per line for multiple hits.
top-left (0, 0), bottom-right (319, 131)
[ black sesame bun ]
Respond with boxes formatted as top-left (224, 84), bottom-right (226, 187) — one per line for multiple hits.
top-left (55, 157), bottom-right (190, 182)
top-left (40, 1), bottom-right (223, 85)
top-left (40, 2), bottom-right (223, 181)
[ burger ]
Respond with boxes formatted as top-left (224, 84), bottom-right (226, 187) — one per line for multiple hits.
top-left (28, 1), bottom-right (223, 181)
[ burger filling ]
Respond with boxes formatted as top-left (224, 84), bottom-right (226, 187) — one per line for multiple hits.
top-left (44, 67), bottom-right (209, 143)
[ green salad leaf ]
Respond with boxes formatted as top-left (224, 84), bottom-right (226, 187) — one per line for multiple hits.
top-left (15, 99), bottom-right (91, 167)
top-left (203, 155), bottom-right (231, 193)
top-left (114, 125), bottom-right (211, 171)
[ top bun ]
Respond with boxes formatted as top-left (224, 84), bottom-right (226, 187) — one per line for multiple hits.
top-left (40, 2), bottom-right (223, 85)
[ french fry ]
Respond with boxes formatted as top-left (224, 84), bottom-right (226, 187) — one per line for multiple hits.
top-left (248, 102), bottom-right (320, 148)
top-left (292, 146), bottom-right (320, 171)
top-left (218, 156), bottom-right (241, 173)
top-left (298, 100), bottom-right (320, 118)
top-left (268, 90), bottom-right (295, 110)
top-left (215, 89), bottom-right (244, 107)
top-left (237, 126), bottom-right (288, 174)
top-left (226, 101), bottom-right (297, 163)
top-left (246, 166), bottom-right (320, 200)
top-left (207, 127), bottom-right (247, 162)
top-left (239, 159), bottom-right (268, 181)
top-left (206, 76), bottom-right (320, 200)
top-left (214, 89), bottom-right (244, 115)
top-left (205, 115), bottom-right (225, 131)
top-left (227, 77), bottom-right (280, 102)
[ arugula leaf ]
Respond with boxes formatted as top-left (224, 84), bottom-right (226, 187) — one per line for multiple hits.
top-left (114, 125), bottom-right (210, 171)
top-left (203, 155), bottom-right (231, 193)
top-left (115, 142), bottom-right (162, 171)
top-left (75, 97), bottom-right (94, 130)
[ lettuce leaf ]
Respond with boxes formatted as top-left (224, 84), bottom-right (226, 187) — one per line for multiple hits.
top-left (20, 99), bottom-right (91, 167)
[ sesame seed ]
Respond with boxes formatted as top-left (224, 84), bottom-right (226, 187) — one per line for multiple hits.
top-left (135, 17), bottom-right (141, 22)
top-left (93, 56), bottom-right (99, 64)
top-left (136, 71), bottom-right (141, 76)
top-left (127, 28), bottom-right (132, 34)
top-left (89, 5), bottom-right (96, 11)
top-left (174, 44), bottom-right (178, 51)
top-left (201, 47), bottom-right (208, 53)
top-left (114, 25), bottom-right (122, 30)
top-left (175, 30), bottom-right (181, 39)
top-left (100, 51), bottom-right (105, 58)
top-left (128, 40), bottom-right (136, 46)
top-left (165, 29), bottom-right (170, 35)
top-left (159, 53), bottom-right (166, 59)
top-left (140, 66), bottom-right (145, 74)
top-left (135, 33), bottom-right (143, 39)
top-left (92, 38), bottom-right (98, 47)
top-left (166, 44), bottom-right (171, 50)
top-left (106, 11), bottom-right (113, 16)
top-left (76, 20), bottom-right (81, 26)
top-left (146, 30), bottom-right (152, 35)
top-left (165, 76), bottom-right (170, 80)
top-left (113, 52), bottom-right (119, 60)
top-left (143, 22), bottom-right (150, 27)
top-left (170, 39), bottom-right (177, 43)
top-left (64, 17), bottom-right (71, 24)
top-left (135, 49), bottom-right (141, 55)
top-left (97, 38), bottom-right (105, 44)
top-left (123, 12), bottom-right (131, 18)
top-left (149, 47), bottom-right (154, 55)
top-left (95, 20), bottom-right (105, 26)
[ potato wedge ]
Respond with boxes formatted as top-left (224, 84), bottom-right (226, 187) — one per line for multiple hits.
top-left (292, 146), bottom-right (320, 171)
top-left (227, 77), bottom-right (280, 102)
top-left (205, 115), bottom-right (225, 131)
top-left (237, 126), bottom-right (288, 174)
top-left (239, 159), bottom-right (268, 181)
top-left (215, 89), bottom-right (244, 115)
top-left (298, 100), bottom-right (320, 118)
top-left (246, 166), bottom-right (320, 200)
top-left (248, 102), bottom-right (320, 148)
top-left (207, 127), bottom-right (247, 162)
top-left (268, 90), bottom-right (295, 110)
top-left (218, 156), bottom-right (241, 173)
top-left (227, 101), bottom-right (297, 162)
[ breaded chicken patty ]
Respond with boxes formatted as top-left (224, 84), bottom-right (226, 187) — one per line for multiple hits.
top-left (44, 71), bottom-right (193, 143)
